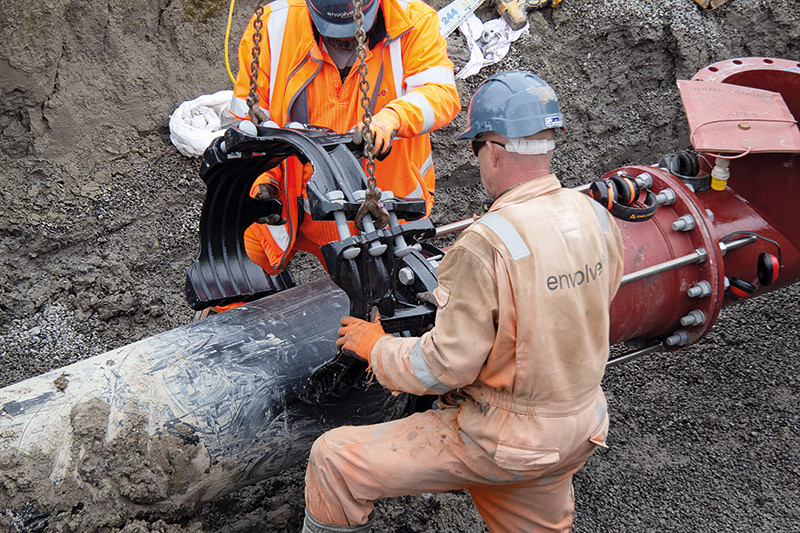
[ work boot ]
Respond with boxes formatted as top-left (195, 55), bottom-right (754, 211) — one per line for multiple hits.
top-left (301, 510), bottom-right (372, 532)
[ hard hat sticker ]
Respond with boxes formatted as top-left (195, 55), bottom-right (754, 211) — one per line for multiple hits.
top-left (545, 116), bottom-right (563, 127)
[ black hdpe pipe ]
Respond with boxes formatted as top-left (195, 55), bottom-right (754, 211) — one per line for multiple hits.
top-left (0, 280), bottom-right (412, 522)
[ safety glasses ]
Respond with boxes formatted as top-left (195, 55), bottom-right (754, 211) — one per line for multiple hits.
top-left (471, 140), bottom-right (506, 156)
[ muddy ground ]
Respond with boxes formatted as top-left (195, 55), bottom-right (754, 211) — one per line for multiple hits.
top-left (1, 0), bottom-right (799, 531)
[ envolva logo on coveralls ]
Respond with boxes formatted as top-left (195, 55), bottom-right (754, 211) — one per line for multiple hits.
top-left (546, 255), bottom-right (605, 291)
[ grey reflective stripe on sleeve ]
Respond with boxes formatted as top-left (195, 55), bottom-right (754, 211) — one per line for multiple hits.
top-left (390, 39), bottom-right (403, 97)
top-left (399, 92), bottom-right (435, 133)
top-left (405, 67), bottom-right (456, 90)
top-left (409, 338), bottom-right (451, 393)
top-left (477, 213), bottom-right (531, 261)
top-left (419, 153), bottom-right (433, 177)
top-left (267, 0), bottom-right (289, 104)
top-left (588, 198), bottom-right (611, 232)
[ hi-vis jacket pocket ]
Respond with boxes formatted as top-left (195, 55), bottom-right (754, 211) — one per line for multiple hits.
top-left (494, 441), bottom-right (561, 471)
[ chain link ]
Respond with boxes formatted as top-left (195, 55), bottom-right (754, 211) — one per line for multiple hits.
top-left (247, 1), bottom-right (269, 125)
top-left (353, 0), bottom-right (377, 188)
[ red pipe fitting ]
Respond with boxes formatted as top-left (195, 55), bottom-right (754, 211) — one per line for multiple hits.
top-left (606, 57), bottom-right (800, 351)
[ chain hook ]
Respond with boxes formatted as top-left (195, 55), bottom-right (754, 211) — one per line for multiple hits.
top-left (353, 0), bottom-right (389, 230)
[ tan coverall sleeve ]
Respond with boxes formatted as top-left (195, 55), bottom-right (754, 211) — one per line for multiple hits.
top-left (369, 236), bottom-right (499, 395)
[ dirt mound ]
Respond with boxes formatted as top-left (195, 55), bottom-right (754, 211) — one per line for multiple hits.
top-left (1, 0), bottom-right (799, 531)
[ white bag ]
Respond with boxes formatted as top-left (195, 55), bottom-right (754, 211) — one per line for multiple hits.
top-left (169, 90), bottom-right (235, 157)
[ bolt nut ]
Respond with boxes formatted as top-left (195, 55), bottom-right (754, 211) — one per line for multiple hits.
top-left (238, 120), bottom-right (258, 136)
top-left (680, 309), bottom-right (707, 327)
top-left (665, 329), bottom-right (691, 347)
top-left (656, 188), bottom-right (676, 206)
top-left (688, 280), bottom-right (712, 298)
top-left (327, 190), bottom-right (345, 201)
top-left (636, 173), bottom-right (653, 189)
top-left (672, 214), bottom-right (696, 231)
top-left (398, 267), bottom-right (415, 286)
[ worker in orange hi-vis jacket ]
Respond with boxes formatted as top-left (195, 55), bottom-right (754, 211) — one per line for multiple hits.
top-left (230, 0), bottom-right (460, 276)
top-left (302, 72), bottom-right (625, 533)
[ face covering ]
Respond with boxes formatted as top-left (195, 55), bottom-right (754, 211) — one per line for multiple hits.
top-left (321, 36), bottom-right (359, 70)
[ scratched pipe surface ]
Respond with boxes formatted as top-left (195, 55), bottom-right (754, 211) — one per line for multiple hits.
top-left (0, 279), bottom-right (411, 516)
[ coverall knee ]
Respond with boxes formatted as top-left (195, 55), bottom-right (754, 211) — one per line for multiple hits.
top-left (304, 407), bottom-right (598, 532)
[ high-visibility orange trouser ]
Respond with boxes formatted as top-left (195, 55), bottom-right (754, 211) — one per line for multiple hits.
top-left (304, 407), bottom-right (598, 533)
top-left (243, 218), bottom-right (349, 275)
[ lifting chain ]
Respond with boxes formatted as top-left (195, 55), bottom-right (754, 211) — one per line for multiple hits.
top-left (353, 0), bottom-right (389, 229)
top-left (353, 0), bottom-right (376, 185)
top-left (247, 0), bottom-right (269, 125)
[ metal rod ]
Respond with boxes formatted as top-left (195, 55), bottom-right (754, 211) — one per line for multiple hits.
top-left (620, 248), bottom-right (709, 286)
top-left (606, 343), bottom-right (664, 367)
top-left (434, 184), bottom-right (592, 238)
top-left (720, 235), bottom-right (757, 254)
top-left (619, 235), bottom-right (758, 286)
top-left (435, 218), bottom-right (474, 237)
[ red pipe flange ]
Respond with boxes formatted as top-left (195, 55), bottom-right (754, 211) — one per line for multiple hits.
top-left (605, 166), bottom-right (724, 347)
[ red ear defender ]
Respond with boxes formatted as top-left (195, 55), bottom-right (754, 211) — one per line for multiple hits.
top-left (721, 231), bottom-right (784, 289)
top-left (757, 252), bottom-right (780, 286)
top-left (727, 277), bottom-right (756, 299)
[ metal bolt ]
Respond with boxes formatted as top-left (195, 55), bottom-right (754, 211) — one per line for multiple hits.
top-left (706, 209), bottom-right (714, 222)
top-left (635, 173), bottom-right (653, 189)
top-left (327, 190), bottom-right (345, 202)
top-left (398, 267), bottom-right (415, 286)
top-left (680, 310), bottom-right (707, 327)
top-left (238, 120), bottom-right (258, 136)
top-left (328, 191), bottom-right (359, 258)
top-left (672, 214), bottom-right (696, 231)
top-left (665, 329), bottom-right (691, 347)
top-left (388, 211), bottom-right (413, 258)
top-left (360, 214), bottom-right (387, 256)
top-left (687, 280), bottom-right (712, 298)
top-left (656, 188), bottom-right (676, 206)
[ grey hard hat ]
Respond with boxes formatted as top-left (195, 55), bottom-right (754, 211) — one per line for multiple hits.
top-left (457, 71), bottom-right (565, 140)
top-left (306, 0), bottom-right (380, 38)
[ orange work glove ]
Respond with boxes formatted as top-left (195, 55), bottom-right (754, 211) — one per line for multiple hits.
top-left (352, 108), bottom-right (401, 159)
top-left (336, 315), bottom-right (386, 362)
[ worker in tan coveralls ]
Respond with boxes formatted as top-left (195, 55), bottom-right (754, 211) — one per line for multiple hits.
top-left (302, 71), bottom-right (626, 533)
